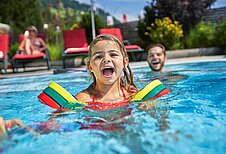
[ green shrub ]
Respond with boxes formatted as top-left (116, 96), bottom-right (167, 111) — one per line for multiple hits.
top-left (145, 17), bottom-right (183, 50)
top-left (71, 23), bottom-right (80, 30)
top-left (9, 43), bottom-right (19, 58)
top-left (185, 21), bottom-right (216, 48)
top-left (48, 43), bottom-right (62, 61)
top-left (214, 20), bottom-right (226, 48)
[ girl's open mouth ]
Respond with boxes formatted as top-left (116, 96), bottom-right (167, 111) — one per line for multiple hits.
top-left (102, 67), bottom-right (114, 77)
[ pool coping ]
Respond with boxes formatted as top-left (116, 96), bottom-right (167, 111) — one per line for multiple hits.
top-left (130, 55), bottom-right (226, 68)
top-left (1, 55), bottom-right (226, 79)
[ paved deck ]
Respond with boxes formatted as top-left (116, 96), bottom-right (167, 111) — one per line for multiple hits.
top-left (0, 55), bottom-right (226, 79)
top-left (130, 55), bottom-right (226, 68)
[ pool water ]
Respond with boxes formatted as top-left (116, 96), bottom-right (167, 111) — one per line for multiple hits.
top-left (0, 61), bottom-right (226, 154)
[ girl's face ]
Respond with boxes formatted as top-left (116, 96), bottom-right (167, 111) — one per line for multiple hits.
top-left (89, 40), bottom-right (128, 85)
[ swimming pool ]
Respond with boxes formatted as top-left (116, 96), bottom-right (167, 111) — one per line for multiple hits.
top-left (0, 61), bottom-right (225, 154)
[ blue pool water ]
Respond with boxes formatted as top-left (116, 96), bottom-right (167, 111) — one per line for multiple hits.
top-left (0, 61), bottom-right (226, 154)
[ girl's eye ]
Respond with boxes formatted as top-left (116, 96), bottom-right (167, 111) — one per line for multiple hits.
top-left (93, 54), bottom-right (103, 60)
top-left (110, 52), bottom-right (118, 57)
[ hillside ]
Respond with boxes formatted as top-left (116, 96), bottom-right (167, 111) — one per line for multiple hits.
top-left (40, 0), bottom-right (120, 26)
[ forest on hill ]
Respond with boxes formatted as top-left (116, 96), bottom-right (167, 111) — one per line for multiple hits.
top-left (40, 0), bottom-right (120, 28)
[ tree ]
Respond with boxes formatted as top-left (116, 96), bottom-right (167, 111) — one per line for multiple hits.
top-left (137, 0), bottom-right (216, 47)
top-left (157, 0), bottom-right (216, 31)
top-left (0, 0), bottom-right (44, 39)
top-left (79, 13), bottom-right (105, 43)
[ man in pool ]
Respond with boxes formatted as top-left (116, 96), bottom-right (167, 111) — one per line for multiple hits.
top-left (147, 43), bottom-right (166, 72)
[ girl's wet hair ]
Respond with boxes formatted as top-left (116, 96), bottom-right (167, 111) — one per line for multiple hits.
top-left (87, 34), bottom-right (139, 97)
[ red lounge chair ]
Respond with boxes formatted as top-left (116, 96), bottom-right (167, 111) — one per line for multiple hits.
top-left (0, 34), bottom-right (9, 73)
top-left (62, 29), bottom-right (89, 68)
top-left (12, 34), bottom-right (51, 72)
top-left (99, 28), bottom-right (144, 61)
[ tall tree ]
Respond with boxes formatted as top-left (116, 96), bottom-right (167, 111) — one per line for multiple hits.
top-left (137, 0), bottom-right (216, 46)
top-left (0, 0), bottom-right (44, 39)
top-left (155, 0), bottom-right (216, 31)
top-left (79, 13), bottom-right (105, 43)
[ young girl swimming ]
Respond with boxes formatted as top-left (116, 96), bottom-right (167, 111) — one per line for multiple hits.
top-left (76, 34), bottom-right (139, 105)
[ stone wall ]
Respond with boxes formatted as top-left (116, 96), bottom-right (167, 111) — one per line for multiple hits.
top-left (166, 47), bottom-right (225, 59)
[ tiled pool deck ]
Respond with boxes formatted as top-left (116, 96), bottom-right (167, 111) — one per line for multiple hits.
top-left (131, 55), bottom-right (226, 68)
top-left (1, 55), bottom-right (226, 79)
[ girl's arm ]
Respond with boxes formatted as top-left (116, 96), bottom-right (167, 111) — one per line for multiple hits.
top-left (76, 90), bottom-right (92, 102)
top-left (0, 116), bottom-right (24, 140)
top-left (39, 38), bottom-right (47, 52)
top-left (5, 118), bottom-right (24, 128)
top-left (0, 116), bottom-right (39, 141)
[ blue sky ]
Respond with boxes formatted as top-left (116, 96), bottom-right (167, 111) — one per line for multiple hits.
top-left (78, 0), bottom-right (226, 22)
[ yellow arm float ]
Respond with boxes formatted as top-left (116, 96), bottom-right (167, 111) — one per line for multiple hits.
top-left (38, 79), bottom-right (171, 110)
top-left (132, 80), bottom-right (162, 102)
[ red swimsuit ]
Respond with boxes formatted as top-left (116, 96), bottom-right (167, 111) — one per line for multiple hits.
top-left (85, 87), bottom-right (129, 110)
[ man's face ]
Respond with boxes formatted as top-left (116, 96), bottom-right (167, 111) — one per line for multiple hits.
top-left (147, 46), bottom-right (166, 72)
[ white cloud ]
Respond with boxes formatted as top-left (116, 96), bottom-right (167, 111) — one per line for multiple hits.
top-left (76, 0), bottom-right (90, 5)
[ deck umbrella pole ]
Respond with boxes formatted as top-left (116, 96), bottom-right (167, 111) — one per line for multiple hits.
top-left (90, 0), bottom-right (96, 39)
